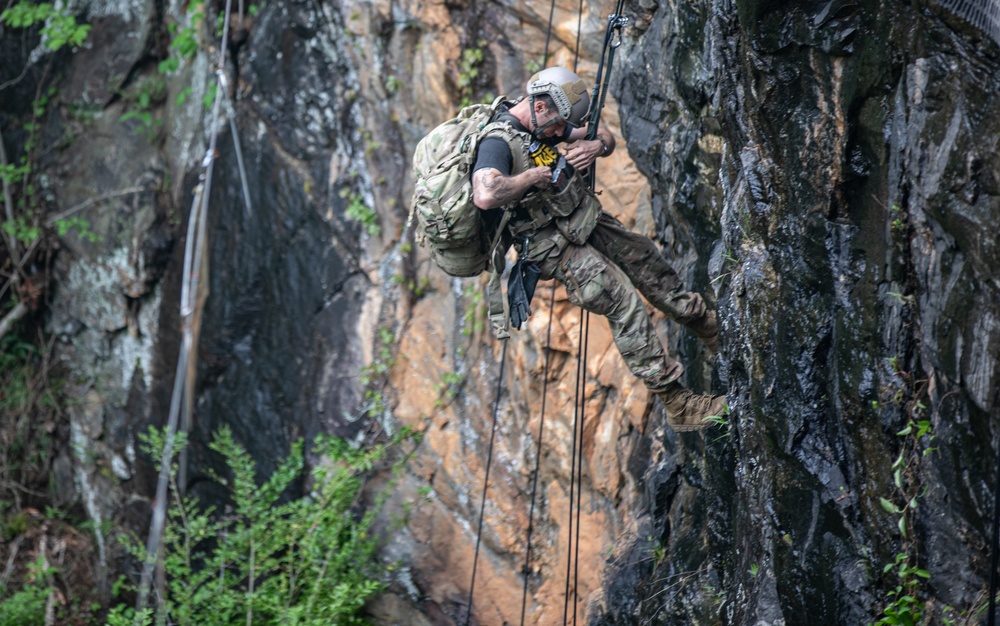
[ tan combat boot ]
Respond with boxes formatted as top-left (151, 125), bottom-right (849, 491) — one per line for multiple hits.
top-left (657, 382), bottom-right (727, 432)
top-left (686, 309), bottom-right (719, 353)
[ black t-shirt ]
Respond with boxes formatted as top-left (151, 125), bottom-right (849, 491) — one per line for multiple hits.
top-left (473, 107), bottom-right (572, 176)
top-left (474, 136), bottom-right (515, 175)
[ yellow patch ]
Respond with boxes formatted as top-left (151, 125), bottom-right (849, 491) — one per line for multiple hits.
top-left (528, 140), bottom-right (559, 167)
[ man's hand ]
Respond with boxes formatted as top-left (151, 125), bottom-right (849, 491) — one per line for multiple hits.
top-left (528, 165), bottom-right (553, 189)
top-left (565, 126), bottom-right (615, 170)
top-left (564, 139), bottom-right (603, 170)
top-left (473, 166), bottom-right (552, 210)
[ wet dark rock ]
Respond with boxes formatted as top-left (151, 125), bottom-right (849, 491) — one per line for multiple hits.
top-left (64, 0), bottom-right (156, 105)
top-left (595, 0), bottom-right (1000, 623)
top-left (186, 0), bottom-right (381, 485)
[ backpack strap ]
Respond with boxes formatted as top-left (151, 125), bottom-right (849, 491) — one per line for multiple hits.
top-left (486, 208), bottom-right (515, 339)
top-left (480, 121), bottom-right (532, 179)
top-left (487, 269), bottom-right (509, 340)
top-left (476, 109), bottom-right (536, 340)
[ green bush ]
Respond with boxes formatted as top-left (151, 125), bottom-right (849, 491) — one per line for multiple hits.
top-left (0, 2), bottom-right (91, 51)
top-left (0, 333), bottom-right (60, 513)
top-left (0, 583), bottom-right (49, 626)
top-left (115, 425), bottom-right (413, 626)
top-left (0, 556), bottom-right (57, 626)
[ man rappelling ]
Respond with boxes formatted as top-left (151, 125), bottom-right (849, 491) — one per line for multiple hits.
top-left (469, 67), bottom-right (725, 431)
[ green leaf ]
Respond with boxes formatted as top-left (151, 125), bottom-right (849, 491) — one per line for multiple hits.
top-left (880, 497), bottom-right (900, 514)
top-left (158, 57), bottom-right (179, 74)
top-left (898, 516), bottom-right (907, 539)
top-left (175, 86), bottom-right (192, 106)
top-left (202, 82), bottom-right (217, 110)
top-left (71, 23), bottom-right (90, 46)
top-left (1, 2), bottom-right (54, 28)
top-left (892, 449), bottom-right (905, 470)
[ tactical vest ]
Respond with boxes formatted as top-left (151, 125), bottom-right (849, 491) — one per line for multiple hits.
top-left (508, 144), bottom-right (602, 248)
top-left (485, 124), bottom-right (603, 339)
top-left (482, 109), bottom-right (601, 248)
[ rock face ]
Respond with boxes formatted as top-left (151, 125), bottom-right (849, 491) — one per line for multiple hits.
top-left (600, 0), bottom-right (1000, 623)
top-left (3, 0), bottom-right (998, 623)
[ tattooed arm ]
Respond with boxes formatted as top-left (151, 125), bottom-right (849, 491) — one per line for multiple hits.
top-left (472, 165), bottom-right (552, 210)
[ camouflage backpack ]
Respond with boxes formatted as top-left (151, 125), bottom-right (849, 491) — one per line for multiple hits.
top-left (410, 97), bottom-right (525, 277)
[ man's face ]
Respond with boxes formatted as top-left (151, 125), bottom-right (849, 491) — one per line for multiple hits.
top-left (534, 103), bottom-right (567, 138)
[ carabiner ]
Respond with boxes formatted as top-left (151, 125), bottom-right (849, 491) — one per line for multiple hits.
top-left (610, 15), bottom-right (629, 48)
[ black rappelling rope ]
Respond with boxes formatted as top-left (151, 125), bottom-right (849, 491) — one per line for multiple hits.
top-left (558, 4), bottom-right (627, 624)
top-left (474, 2), bottom-right (628, 622)
top-left (562, 0), bottom-right (585, 620)
top-left (571, 313), bottom-right (591, 625)
top-left (585, 1), bottom-right (627, 144)
top-left (515, 5), bottom-right (562, 626)
top-left (518, 1), bottom-right (585, 624)
top-left (562, 0), bottom-right (591, 621)
top-left (464, 339), bottom-right (509, 626)
top-left (519, 287), bottom-right (558, 625)
top-left (542, 0), bottom-right (557, 67)
top-left (562, 307), bottom-right (587, 625)
top-left (572, 0), bottom-right (584, 73)
top-left (562, 9), bottom-right (627, 619)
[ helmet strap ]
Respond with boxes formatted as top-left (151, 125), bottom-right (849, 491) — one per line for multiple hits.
top-left (528, 95), bottom-right (561, 139)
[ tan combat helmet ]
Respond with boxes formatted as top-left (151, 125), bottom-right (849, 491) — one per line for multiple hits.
top-left (526, 66), bottom-right (591, 130)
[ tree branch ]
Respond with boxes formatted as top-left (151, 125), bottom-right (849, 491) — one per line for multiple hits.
top-left (0, 125), bottom-right (19, 259)
top-left (0, 300), bottom-right (28, 342)
top-left (44, 185), bottom-right (144, 226)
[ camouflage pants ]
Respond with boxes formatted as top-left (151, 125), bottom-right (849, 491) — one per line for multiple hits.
top-left (524, 211), bottom-right (708, 393)
top-left (588, 212), bottom-right (707, 324)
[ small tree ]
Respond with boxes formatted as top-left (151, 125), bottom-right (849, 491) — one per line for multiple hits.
top-left (108, 425), bottom-right (413, 626)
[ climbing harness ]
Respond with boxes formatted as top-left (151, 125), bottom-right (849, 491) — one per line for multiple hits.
top-left (137, 0), bottom-right (254, 613)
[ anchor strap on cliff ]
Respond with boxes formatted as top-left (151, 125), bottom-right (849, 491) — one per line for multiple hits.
top-left (135, 0), bottom-right (254, 614)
